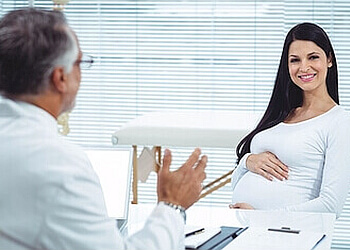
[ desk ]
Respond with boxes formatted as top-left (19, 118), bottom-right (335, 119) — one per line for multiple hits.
top-left (112, 111), bottom-right (261, 203)
top-left (127, 204), bottom-right (335, 250)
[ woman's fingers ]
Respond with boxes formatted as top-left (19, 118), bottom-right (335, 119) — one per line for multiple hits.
top-left (229, 203), bottom-right (254, 210)
top-left (262, 162), bottom-right (288, 181)
top-left (256, 167), bottom-right (273, 181)
top-left (247, 152), bottom-right (289, 181)
top-left (269, 156), bottom-right (289, 178)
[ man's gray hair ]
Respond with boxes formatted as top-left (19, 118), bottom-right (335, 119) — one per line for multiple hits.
top-left (0, 8), bottom-right (78, 95)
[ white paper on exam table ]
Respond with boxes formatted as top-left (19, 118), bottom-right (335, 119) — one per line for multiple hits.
top-left (223, 227), bottom-right (325, 250)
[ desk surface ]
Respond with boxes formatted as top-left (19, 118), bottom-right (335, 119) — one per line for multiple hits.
top-left (112, 111), bottom-right (261, 148)
top-left (127, 204), bottom-right (335, 250)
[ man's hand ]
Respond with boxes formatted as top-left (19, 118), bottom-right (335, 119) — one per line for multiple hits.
top-left (246, 152), bottom-right (289, 181)
top-left (157, 148), bottom-right (207, 209)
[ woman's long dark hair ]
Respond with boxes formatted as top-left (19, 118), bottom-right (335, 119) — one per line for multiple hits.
top-left (236, 22), bottom-right (339, 164)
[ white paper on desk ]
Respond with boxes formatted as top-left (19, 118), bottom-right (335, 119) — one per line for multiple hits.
top-left (185, 227), bottom-right (221, 249)
top-left (137, 147), bottom-right (157, 182)
top-left (185, 225), bottom-right (205, 236)
top-left (223, 227), bottom-right (325, 250)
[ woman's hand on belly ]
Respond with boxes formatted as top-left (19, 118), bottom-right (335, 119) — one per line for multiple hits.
top-left (229, 203), bottom-right (254, 210)
top-left (247, 152), bottom-right (289, 181)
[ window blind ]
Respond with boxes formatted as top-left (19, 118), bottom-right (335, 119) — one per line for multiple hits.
top-left (1, 1), bottom-right (350, 248)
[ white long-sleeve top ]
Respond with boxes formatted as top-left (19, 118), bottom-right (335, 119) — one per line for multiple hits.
top-left (0, 96), bottom-right (184, 250)
top-left (231, 105), bottom-right (350, 218)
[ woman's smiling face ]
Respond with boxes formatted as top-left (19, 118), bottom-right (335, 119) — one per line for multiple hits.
top-left (288, 40), bottom-right (332, 93)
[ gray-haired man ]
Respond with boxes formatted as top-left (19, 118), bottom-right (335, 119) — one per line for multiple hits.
top-left (0, 8), bottom-right (207, 250)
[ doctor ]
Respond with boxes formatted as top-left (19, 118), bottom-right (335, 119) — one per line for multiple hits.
top-left (0, 8), bottom-right (207, 250)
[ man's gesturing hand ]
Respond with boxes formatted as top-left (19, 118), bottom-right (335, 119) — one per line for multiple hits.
top-left (157, 148), bottom-right (207, 209)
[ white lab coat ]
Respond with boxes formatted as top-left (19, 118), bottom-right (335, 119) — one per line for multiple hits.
top-left (0, 96), bottom-right (184, 250)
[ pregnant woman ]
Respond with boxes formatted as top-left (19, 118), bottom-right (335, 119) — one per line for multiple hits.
top-left (231, 22), bottom-right (350, 218)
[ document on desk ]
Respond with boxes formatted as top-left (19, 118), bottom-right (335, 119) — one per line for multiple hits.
top-left (185, 227), bottom-right (221, 249)
top-left (185, 225), bottom-right (206, 237)
top-left (223, 227), bottom-right (326, 250)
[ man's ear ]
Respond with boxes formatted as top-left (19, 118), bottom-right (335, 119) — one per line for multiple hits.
top-left (51, 67), bottom-right (68, 93)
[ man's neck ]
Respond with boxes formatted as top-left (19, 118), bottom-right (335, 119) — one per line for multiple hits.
top-left (6, 93), bottom-right (60, 119)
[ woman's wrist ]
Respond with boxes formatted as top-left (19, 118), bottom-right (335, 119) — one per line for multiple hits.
top-left (242, 153), bottom-right (253, 170)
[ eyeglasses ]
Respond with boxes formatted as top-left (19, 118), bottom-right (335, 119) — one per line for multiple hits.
top-left (76, 54), bottom-right (94, 69)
